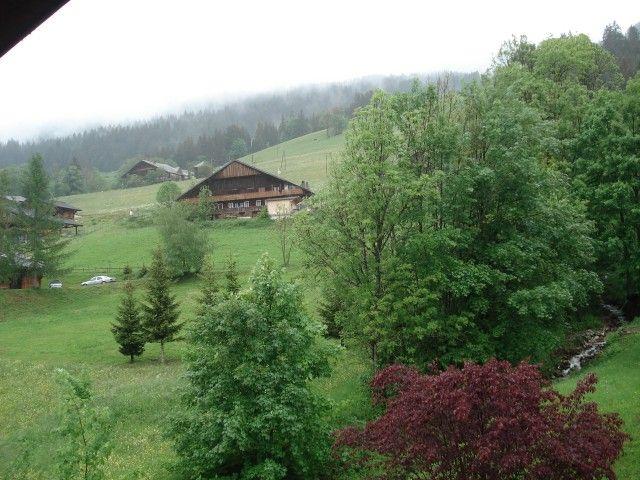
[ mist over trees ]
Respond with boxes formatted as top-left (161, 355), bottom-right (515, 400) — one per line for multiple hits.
top-left (0, 73), bottom-right (478, 175)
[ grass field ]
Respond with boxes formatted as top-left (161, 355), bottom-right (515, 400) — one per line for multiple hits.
top-left (3, 130), bottom-right (639, 478)
top-left (59, 130), bottom-right (344, 217)
top-left (556, 321), bottom-right (640, 478)
top-left (0, 217), bottom-right (371, 479)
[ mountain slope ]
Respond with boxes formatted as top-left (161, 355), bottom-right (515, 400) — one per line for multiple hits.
top-left (60, 130), bottom-right (344, 215)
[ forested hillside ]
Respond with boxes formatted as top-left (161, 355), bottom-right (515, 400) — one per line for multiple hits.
top-left (0, 73), bottom-right (476, 174)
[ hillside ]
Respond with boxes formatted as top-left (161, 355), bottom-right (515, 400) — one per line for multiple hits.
top-left (238, 130), bottom-right (343, 189)
top-left (59, 130), bottom-right (344, 215)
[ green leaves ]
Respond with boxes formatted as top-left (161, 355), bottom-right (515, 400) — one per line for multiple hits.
top-left (171, 254), bottom-right (334, 479)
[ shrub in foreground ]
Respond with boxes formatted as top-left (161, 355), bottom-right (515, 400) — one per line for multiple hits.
top-left (335, 359), bottom-right (628, 480)
top-left (170, 254), bottom-right (335, 479)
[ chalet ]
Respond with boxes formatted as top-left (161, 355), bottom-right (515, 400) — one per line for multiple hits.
top-left (3, 196), bottom-right (83, 234)
top-left (178, 159), bottom-right (313, 218)
top-left (122, 159), bottom-right (190, 182)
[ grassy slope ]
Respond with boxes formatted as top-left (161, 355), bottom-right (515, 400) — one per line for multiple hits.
top-left (58, 130), bottom-right (344, 216)
top-left (0, 218), bottom-right (370, 479)
top-left (238, 130), bottom-right (343, 190)
top-left (555, 321), bottom-right (640, 478)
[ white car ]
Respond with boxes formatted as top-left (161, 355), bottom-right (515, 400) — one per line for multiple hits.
top-left (81, 275), bottom-right (116, 286)
top-left (49, 280), bottom-right (63, 288)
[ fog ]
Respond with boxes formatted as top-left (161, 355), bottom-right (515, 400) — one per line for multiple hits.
top-left (0, 0), bottom-right (637, 141)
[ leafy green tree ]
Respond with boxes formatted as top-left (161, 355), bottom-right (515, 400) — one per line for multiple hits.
top-left (156, 181), bottom-right (182, 206)
top-left (54, 369), bottom-right (112, 480)
top-left (157, 204), bottom-right (209, 278)
top-left (170, 254), bottom-right (334, 480)
top-left (228, 138), bottom-right (248, 159)
top-left (142, 247), bottom-right (182, 363)
top-left (111, 282), bottom-right (145, 362)
top-left (572, 89), bottom-right (640, 310)
top-left (224, 253), bottom-right (240, 294)
top-left (19, 154), bottom-right (69, 281)
top-left (297, 92), bottom-right (409, 365)
top-left (194, 185), bottom-right (214, 221)
top-left (301, 82), bottom-right (601, 369)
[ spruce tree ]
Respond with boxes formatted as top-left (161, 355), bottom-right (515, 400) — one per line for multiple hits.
top-left (197, 256), bottom-right (219, 314)
top-left (142, 247), bottom-right (182, 363)
top-left (111, 282), bottom-right (145, 362)
top-left (19, 154), bottom-right (70, 281)
top-left (224, 254), bottom-right (240, 294)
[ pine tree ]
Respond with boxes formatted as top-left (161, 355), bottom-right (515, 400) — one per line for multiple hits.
top-left (197, 256), bottom-right (219, 314)
top-left (142, 247), bottom-right (182, 363)
top-left (224, 254), bottom-right (240, 294)
top-left (111, 282), bottom-right (145, 362)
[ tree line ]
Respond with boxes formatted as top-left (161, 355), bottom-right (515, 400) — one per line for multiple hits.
top-left (0, 73), bottom-right (477, 174)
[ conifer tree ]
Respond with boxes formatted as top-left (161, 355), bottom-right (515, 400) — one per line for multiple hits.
top-left (142, 247), bottom-right (182, 363)
top-left (224, 254), bottom-right (240, 294)
top-left (197, 256), bottom-right (219, 314)
top-left (19, 154), bottom-right (69, 281)
top-left (111, 282), bottom-right (145, 362)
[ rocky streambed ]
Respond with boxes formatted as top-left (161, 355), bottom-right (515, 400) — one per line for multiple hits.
top-left (557, 304), bottom-right (625, 377)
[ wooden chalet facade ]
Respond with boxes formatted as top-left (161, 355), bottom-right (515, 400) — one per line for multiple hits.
top-left (122, 160), bottom-right (190, 182)
top-left (178, 160), bottom-right (313, 218)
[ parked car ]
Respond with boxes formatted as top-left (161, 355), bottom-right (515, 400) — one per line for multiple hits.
top-left (81, 275), bottom-right (116, 286)
top-left (48, 280), bottom-right (63, 288)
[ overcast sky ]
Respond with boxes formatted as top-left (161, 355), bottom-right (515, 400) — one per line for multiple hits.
top-left (0, 0), bottom-right (637, 141)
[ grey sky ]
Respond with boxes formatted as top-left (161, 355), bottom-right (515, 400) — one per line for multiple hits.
top-left (0, 0), bottom-right (637, 141)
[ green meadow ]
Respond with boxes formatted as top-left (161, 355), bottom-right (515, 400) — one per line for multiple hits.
top-left (2, 130), bottom-right (639, 478)
top-left (0, 215), bottom-right (371, 479)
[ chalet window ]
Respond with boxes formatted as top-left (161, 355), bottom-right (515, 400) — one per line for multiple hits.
top-left (244, 201), bottom-right (249, 208)
top-left (228, 202), bottom-right (233, 209)
top-left (256, 200), bottom-right (262, 207)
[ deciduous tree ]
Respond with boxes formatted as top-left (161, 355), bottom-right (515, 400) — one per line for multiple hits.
top-left (335, 360), bottom-right (628, 480)
top-left (171, 254), bottom-right (334, 479)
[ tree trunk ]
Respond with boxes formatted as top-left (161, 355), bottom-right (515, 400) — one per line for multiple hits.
top-left (130, 354), bottom-right (134, 363)
top-left (160, 341), bottom-right (166, 363)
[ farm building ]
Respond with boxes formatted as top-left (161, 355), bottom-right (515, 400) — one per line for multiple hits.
top-left (178, 159), bottom-right (313, 218)
top-left (0, 253), bottom-right (42, 289)
top-left (122, 159), bottom-right (190, 182)
top-left (3, 196), bottom-right (83, 234)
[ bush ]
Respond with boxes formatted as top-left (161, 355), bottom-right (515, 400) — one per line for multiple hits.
top-left (122, 264), bottom-right (132, 279)
top-left (335, 359), bottom-right (628, 480)
top-left (156, 181), bottom-right (182, 206)
top-left (257, 206), bottom-right (270, 220)
top-left (137, 264), bottom-right (148, 278)
top-left (156, 204), bottom-right (209, 278)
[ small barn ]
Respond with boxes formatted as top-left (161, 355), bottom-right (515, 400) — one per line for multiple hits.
top-left (122, 160), bottom-right (190, 182)
top-left (0, 253), bottom-right (42, 289)
top-left (193, 160), bottom-right (213, 178)
top-left (178, 159), bottom-right (313, 219)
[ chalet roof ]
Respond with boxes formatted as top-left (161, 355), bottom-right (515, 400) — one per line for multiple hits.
top-left (193, 161), bottom-right (210, 168)
top-left (3, 195), bottom-right (81, 212)
top-left (178, 159), bottom-right (313, 201)
top-left (122, 159), bottom-right (189, 178)
top-left (1, 0), bottom-right (70, 58)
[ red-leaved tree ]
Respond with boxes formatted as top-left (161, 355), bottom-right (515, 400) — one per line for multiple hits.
top-left (335, 360), bottom-right (628, 480)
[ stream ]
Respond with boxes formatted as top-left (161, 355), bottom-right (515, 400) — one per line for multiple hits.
top-left (558, 304), bottom-right (625, 377)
